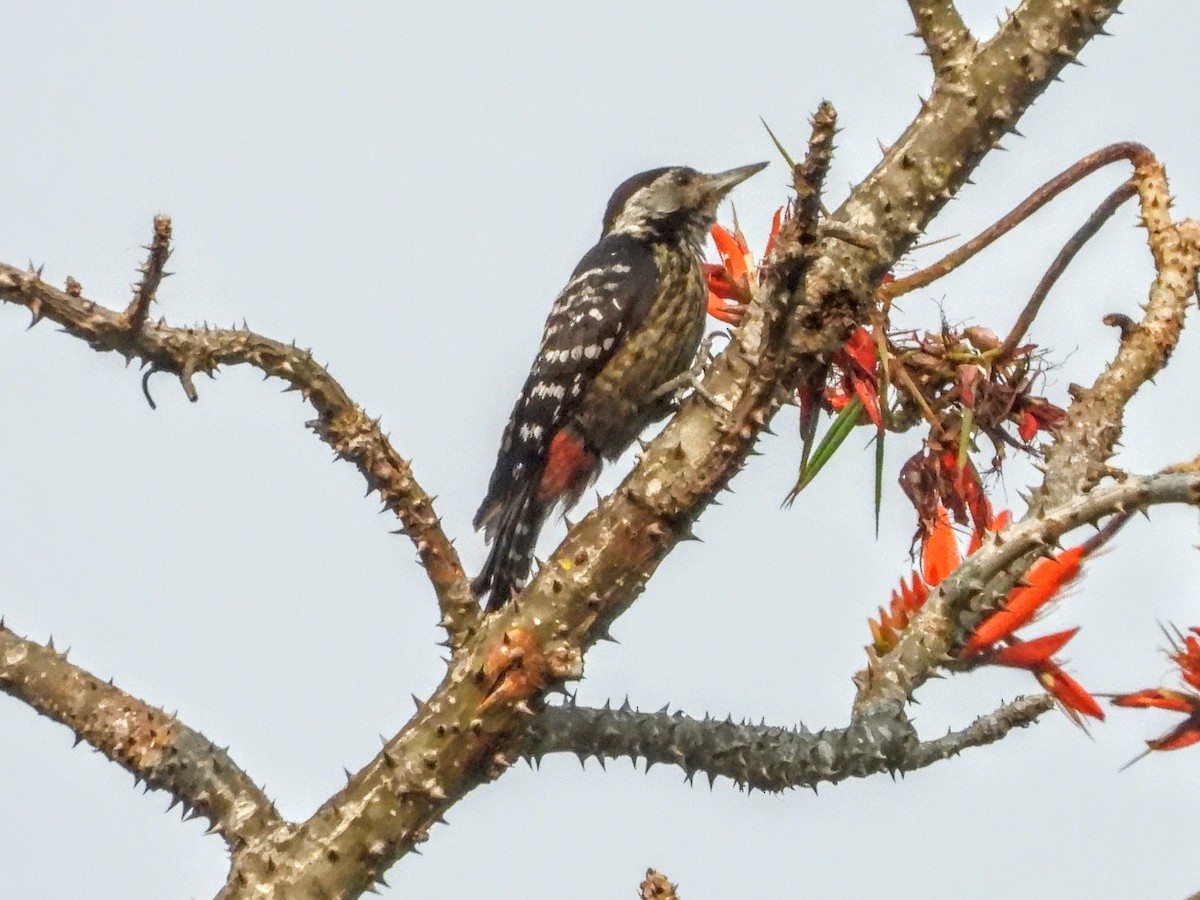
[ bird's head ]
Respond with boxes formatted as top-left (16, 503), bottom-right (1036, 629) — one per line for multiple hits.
top-left (601, 162), bottom-right (768, 245)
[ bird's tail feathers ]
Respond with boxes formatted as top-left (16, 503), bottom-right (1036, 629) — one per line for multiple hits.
top-left (473, 479), bottom-right (547, 611)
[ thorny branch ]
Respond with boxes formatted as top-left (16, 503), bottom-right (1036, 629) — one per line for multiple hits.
top-left (211, 3), bottom-right (1130, 893)
top-left (0, 245), bottom-right (479, 651)
top-left (0, 0), bottom-right (1144, 897)
top-left (1000, 181), bottom-right (1137, 357)
top-left (905, 695), bottom-right (1054, 768)
top-left (907, 0), bottom-right (973, 74)
top-left (124, 213), bottom-right (172, 334)
top-left (523, 693), bottom-right (1050, 792)
top-left (210, 100), bottom-right (836, 900)
top-left (0, 620), bottom-right (281, 849)
top-left (855, 144), bottom-right (1200, 719)
top-left (1035, 153), bottom-right (1200, 512)
top-left (854, 467), bottom-right (1200, 717)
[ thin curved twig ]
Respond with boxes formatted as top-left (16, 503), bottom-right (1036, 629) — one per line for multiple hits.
top-left (881, 143), bottom-right (1154, 301)
top-left (1000, 181), bottom-right (1137, 357)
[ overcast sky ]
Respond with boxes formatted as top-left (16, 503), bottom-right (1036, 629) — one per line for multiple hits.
top-left (3, 3), bottom-right (1200, 898)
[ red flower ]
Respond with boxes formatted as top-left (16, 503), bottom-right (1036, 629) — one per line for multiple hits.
top-left (900, 448), bottom-right (994, 553)
top-left (1035, 661), bottom-right (1106, 726)
top-left (704, 210), bottom-right (783, 325)
top-left (960, 546), bottom-right (1086, 656)
top-left (869, 502), bottom-right (1104, 725)
top-left (1111, 627), bottom-right (1200, 757)
top-left (922, 504), bottom-right (962, 587)
top-left (826, 327), bottom-right (883, 431)
top-left (867, 504), bottom-right (1001, 662)
top-left (1015, 397), bottom-right (1067, 443)
top-left (958, 535), bottom-right (1106, 725)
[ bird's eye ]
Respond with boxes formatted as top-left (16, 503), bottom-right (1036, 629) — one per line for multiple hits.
top-left (671, 170), bottom-right (693, 186)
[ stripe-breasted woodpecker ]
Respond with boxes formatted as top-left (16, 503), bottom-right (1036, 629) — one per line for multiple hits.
top-left (474, 162), bottom-right (767, 609)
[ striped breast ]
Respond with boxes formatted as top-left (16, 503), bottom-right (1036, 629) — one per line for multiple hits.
top-left (569, 239), bottom-right (706, 458)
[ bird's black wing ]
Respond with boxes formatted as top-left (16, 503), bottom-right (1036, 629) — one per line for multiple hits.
top-left (474, 233), bottom-right (659, 534)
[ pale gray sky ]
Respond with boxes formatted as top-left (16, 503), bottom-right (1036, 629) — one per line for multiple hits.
top-left (3, 2), bottom-right (1199, 898)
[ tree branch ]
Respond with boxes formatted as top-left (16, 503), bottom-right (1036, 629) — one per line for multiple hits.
top-left (522, 693), bottom-right (1050, 791)
top-left (205, 3), bottom-right (1126, 894)
top-left (526, 702), bottom-right (918, 792)
top-left (905, 694), bottom-right (1054, 767)
top-left (0, 256), bottom-right (480, 649)
top-left (819, 0), bottom-right (1123, 315)
top-left (123, 214), bottom-right (172, 332)
top-left (854, 466), bottom-right (1200, 716)
top-left (1034, 154), bottom-right (1200, 512)
top-left (209, 100), bottom-right (835, 900)
top-left (999, 180), bottom-right (1137, 357)
top-left (0, 620), bottom-right (282, 849)
top-left (0, 1), bottom-right (1128, 895)
top-left (881, 143), bottom-right (1151, 302)
top-left (854, 136), bottom-right (1199, 720)
top-left (907, 0), bottom-right (973, 75)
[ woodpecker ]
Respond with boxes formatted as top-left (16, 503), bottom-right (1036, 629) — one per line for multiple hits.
top-left (474, 161), bottom-right (768, 610)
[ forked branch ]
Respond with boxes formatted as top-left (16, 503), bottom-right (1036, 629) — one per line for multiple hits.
top-left (0, 0), bottom-right (1132, 896)
top-left (0, 244), bottom-right (480, 650)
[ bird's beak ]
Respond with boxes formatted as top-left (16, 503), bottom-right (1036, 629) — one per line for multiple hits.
top-left (703, 161), bottom-right (769, 198)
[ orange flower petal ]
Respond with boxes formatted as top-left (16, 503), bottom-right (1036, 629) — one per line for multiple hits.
top-left (868, 572), bottom-right (933, 658)
top-left (1018, 411), bottom-right (1039, 442)
top-left (1038, 662), bottom-right (1105, 722)
top-left (921, 505), bottom-right (961, 587)
top-left (1111, 688), bottom-right (1199, 714)
top-left (710, 224), bottom-right (749, 282)
top-left (825, 386), bottom-right (851, 411)
top-left (703, 263), bottom-right (739, 299)
top-left (762, 207), bottom-right (784, 259)
top-left (960, 545), bottom-right (1085, 655)
top-left (987, 628), bottom-right (1079, 669)
top-left (1170, 631), bottom-right (1200, 692)
top-left (1148, 720), bottom-right (1200, 752)
top-left (843, 327), bottom-right (878, 373)
top-left (850, 375), bottom-right (883, 431)
top-left (707, 292), bottom-right (745, 325)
